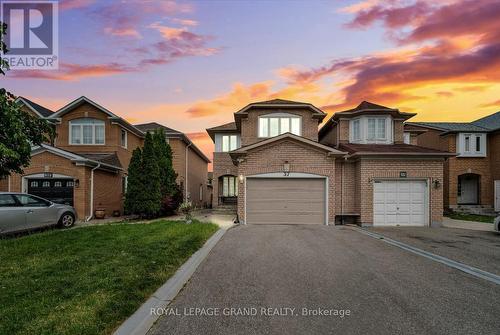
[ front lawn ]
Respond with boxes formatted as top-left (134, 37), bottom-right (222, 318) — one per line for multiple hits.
top-left (445, 213), bottom-right (494, 223)
top-left (0, 220), bottom-right (218, 335)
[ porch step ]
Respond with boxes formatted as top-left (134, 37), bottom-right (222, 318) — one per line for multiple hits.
top-left (454, 205), bottom-right (497, 216)
top-left (212, 205), bottom-right (237, 214)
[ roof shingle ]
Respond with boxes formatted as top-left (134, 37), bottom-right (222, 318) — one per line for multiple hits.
top-left (338, 143), bottom-right (454, 156)
top-left (19, 97), bottom-right (54, 117)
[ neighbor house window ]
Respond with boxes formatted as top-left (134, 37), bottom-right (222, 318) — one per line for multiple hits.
top-left (403, 132), bottom-right (411, 144)
top-left (458, 133), bottom-right (486, 157)
top-left (222, 176), bottom-right (238, 197)
top-left (258, 114), bottom-right (301, 137)
top-left (69, 118), bottom-right (105, 145)
top-left (120, 129), bottom-right (127, 148)
top-left (352, 119), bottom-right (360, 141)
top-left (221, 135), bottom-right (238, 152)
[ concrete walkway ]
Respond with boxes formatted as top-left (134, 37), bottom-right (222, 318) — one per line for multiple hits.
top-left (442, 217), bottom-right (494, 232)
top-left (169, 209), bottom-right (236, 229)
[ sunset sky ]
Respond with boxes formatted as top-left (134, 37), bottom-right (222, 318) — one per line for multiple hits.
top-left (4, 0), bottom-right (500, 165)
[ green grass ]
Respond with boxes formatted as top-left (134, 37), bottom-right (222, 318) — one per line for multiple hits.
top-left (0, 220), bottom-right (218, 335)
top-left (445, 213), bottom-right (495, 223)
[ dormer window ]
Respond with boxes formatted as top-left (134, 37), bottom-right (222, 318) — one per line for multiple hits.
top-left (69, 118), bottom-right (105, 145)
top-left (349, 116), bottom-right (392, 144)
top-left (258, 113), bottom-right (301, 137)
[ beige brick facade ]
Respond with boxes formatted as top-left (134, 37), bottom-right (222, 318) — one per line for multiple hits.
top-left (240, 108), bottom-right (320, 146)
top-left (235, 139), bottom-right (337, 224)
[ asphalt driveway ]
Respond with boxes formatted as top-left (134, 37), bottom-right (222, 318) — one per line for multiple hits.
top-left (149, 225), bottom-right (500, 335)
top-left (368, 227), bottom-right (500, 276)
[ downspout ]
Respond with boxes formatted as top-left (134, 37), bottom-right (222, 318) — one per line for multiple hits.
top-left (341, 157), bottom-right (345, 225)
top-left (185, 142), bottom-right (192, 202)
top-left (86, 163), bottom-right (101, 221)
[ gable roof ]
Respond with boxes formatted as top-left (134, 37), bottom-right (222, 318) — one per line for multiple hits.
top-left (472, 111), bottom-right (500, 131)
top-left (338, 143), bottom-right (455, 157)
top-left (49, 96), bottom-right (144, 138)
top-left (17, 97), bottom-right (54, 117)
top-left (31, 144), bottom-right (122, 171)
top-left (134, 122), bottom-right (211, 163)
top-left (230, 133), bottom-right (346, 161)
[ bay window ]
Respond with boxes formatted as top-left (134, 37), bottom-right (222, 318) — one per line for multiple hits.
top-left (350, 116), bottom-right (392, 144)
top-left (258, 114), bottom-right (301, 137)
top-left (69, 118), bottom-right (105, 145)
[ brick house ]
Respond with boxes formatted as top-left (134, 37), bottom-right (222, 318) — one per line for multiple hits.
top-left (405, 111), bottom-right (500, 215)
top-left (207, 99), bottom-right (453, 226)
top-left (0, 96), bottom-right (210, 220)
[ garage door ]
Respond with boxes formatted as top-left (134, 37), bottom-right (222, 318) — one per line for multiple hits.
top-left (27, 178), bottom-right (74, 206)
top-left (373, 180), bottom-right (428, 226)
top-left (246, 178), bottom-right (326, 225)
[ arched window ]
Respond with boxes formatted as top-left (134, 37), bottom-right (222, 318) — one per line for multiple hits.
top-left (69, 118), bottom-right (105, 145)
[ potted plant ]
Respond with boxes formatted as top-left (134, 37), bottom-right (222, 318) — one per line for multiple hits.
top-left (179, 201), bottom-right (194, 224)
top-left (95, 204), bottom-right (106, 219)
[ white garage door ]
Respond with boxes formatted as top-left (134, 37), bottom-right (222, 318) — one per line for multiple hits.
top-left (246, 178), bottom-right (326, 225)
top-left (373, 180), bottom-right (428, 226)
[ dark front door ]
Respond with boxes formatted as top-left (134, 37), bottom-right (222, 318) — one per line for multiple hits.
top-left (27, 178), bottom-right (74, 206)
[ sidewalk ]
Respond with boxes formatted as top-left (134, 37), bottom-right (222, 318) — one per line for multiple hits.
top-left (442, 217), bottom-right (494, 232)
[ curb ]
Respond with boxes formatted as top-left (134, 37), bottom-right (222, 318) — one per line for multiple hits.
top-left (113, 228), bottom-right (227, 335)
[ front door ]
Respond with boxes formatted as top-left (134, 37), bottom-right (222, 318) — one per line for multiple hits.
top-left (458, 175), bottom-right (479, 204)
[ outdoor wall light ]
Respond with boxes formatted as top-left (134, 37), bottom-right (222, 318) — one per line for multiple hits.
top-left (283, 161), bottom-right (290, 176)
top-left (433, 179), bottom-right (441, 189)
top-left (74, 179), bottom-right (80, 188)
top-left (239, 174), bottom-right (244, 183)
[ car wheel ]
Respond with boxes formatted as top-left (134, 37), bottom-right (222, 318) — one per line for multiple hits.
top-left (59, 212), bottom-right (75, 228)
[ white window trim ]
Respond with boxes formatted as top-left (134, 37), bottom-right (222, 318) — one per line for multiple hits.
top-left (120, 129), bottom-right (128, 148)
top-left (69, 118), bottom-right (106, 145)
top-left (258, 113), bottom-right (302, 138)
top-left (215, 133), bottom-right (240, 152)
top-left (349, 116), bottom-right (393, 144)
top-left (456, 133), bottom-right (486, 157)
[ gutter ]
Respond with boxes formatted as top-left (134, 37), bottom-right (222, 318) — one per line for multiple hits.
top-left (86, 163), bottom-right (101, 221)
top-left (185, 142), bottom-right (192, 202)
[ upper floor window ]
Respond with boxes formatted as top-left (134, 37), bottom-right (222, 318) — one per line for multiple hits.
top-left (457, 133), bottom-right (486, 157)
top-left (258, 114), bottom-right (301, 137)
top-left (349, 116), bottom-right (392, 144)
top-left (215, 134), bottom-right (240, 152)
top-left (120, 129), bottom-right (127, 148)
top-left (69, 118), bottom-right (105, 145)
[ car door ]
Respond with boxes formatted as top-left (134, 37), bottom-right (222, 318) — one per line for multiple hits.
top-left (0, 194), bottom-right (26, 234)
top-left (14, 194), bottom-right (56, 229)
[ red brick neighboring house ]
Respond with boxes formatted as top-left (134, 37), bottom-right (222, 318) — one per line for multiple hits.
top-left (406, 111), bottom-right (500, 215)
top-left (208, 99), bottom-right (453, 226)
top-left (0, 96), bottom-right (210, 220)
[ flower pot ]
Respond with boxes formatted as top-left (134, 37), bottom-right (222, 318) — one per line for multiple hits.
top-left (94, 208), bottom-right (106, 219)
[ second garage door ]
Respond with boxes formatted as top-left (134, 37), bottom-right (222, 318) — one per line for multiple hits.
top-left (246, 178), bottom-right (326, 225)
top-left (373, 180), bottom-right (428, 226)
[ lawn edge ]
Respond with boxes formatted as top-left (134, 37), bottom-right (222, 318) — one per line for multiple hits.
top-left (113, 227), bottom-right (227, 335)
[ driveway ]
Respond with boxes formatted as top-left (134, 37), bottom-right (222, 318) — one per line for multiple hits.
top-left (369, 226), bottom-right (500, 275)
top-left (149, 225), bottom-right (500, 335)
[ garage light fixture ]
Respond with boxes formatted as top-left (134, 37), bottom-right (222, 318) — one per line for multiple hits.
top-left (239, 174), bottom-right (244, 183)
top-left (432, 179), bottom-right (440, 189)
top-left (74, 179), bottom-right (80, 188)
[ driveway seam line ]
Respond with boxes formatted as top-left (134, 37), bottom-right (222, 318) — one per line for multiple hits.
top-left (113, 228), bottom-right (227, 335)
top-left (350, 227), bottom-right (500, 285)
